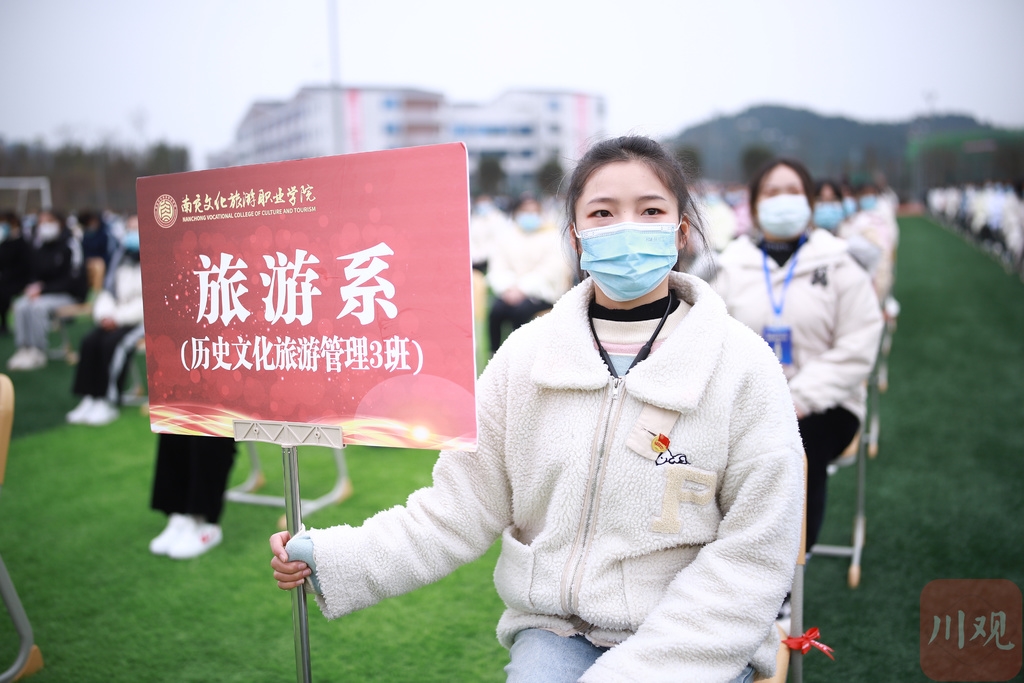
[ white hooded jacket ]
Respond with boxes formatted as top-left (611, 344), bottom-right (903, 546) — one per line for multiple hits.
top-left (712, 230), bottom-right (883, 422)
top-left (306, 272), bottom-right (804, 682)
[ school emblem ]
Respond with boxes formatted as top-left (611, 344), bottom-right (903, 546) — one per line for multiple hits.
top-left (153, 194), bottom-right (178, 229)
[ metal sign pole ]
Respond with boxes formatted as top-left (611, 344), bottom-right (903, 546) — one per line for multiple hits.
top-left (282, 444), bottom-right (312, 683)
top-left (233, 420), bottom-right (345, 683)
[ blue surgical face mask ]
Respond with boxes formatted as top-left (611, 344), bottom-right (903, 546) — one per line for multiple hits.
top-left (577, 222), bottom-right (679, 302)
top-left (123, 230), bottom-right (140, 253)
top-left (757, 194), bottom-right (811, 240)
top-left (842, 197), bottom-right (858, 216)
top-left (516, 212), bottom-right (542, 232)
top-left (859, 195), bottom-right (878, 211)
top-left (814, 202), bottom-right (845, 231)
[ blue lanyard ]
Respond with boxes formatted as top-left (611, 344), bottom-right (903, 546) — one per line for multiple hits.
top-left (761, 237), bottom-right (805, 317)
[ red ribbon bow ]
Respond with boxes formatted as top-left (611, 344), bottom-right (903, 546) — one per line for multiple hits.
top-left (783, 627), bottom-right (835, 660)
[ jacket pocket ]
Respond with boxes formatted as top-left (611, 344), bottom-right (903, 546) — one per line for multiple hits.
top-left (621, 545), bottom-right (701, 627)
top-left (493, 527), bottom-right (536, 612)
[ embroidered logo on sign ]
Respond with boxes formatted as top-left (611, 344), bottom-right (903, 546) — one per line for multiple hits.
top-left (811, 266), bottom-right (828, 287)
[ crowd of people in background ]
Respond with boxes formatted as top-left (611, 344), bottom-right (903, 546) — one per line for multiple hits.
top-left (469, 167), bottom-right (903, 354)
top-left (927, 182), bottom-right (1024, 274)
top-left (0, 206), bottom-right (236, 559)
top-left (1, 208), bottom-right (140, 374)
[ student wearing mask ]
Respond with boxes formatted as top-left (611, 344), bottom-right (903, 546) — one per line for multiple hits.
top-left (7, 211), bottom-right (88, 371)
top-left (812, 180), bottom-right (846, 234)
top-left (713, 159), bottom-right (883, 557)
top-left (839, 183), bottom-right (899, 303)
top-left (270, 136), bottom-right (804, 683)
top-left (66, 215), bottom-right (146, 426)
top-left (816, 180), bottom-right (883, 277)
top-left (486, 195), bottom-right (571, 353)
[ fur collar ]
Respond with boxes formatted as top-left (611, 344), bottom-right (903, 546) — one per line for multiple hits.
top-left (530, 272), bottom-right (727, 414)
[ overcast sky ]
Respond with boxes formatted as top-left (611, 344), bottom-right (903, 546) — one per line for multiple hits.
top-left (2, 0), bottom-right (1022, 169)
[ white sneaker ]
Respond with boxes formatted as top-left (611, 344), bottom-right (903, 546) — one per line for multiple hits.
top-left (67, 396), bottom-right (97, 424)
top-left (9, 347), bottom-right (46, 371)
top-left (149, 513), bottom-right (195, 555)
top-left (167, 521), bottom-right (223, 559)
top-left (24, 347), bottom-right (47, 370)
top-left (6, 348), bottom-right (33, 370)
top-left (82, 398), bottom-right (119, 426)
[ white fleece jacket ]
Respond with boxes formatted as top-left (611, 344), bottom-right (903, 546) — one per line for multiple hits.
top-left (91, 256), bottom-right (143, 327)
top-left (306, 273), bottom-right (804, 682)
top-left (486, 224), bottom-right (572, 304)
top-left (712, 230), bottom-right (884, 423)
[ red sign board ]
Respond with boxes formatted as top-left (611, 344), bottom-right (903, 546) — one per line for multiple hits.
top-left (135, 143), bottom-right (476, 450)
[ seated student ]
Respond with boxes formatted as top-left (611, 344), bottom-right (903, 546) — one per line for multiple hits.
top-left (66, 216), bottom-right (145, 426)
top-left (469, 194), bottom-right (509, 275)
top-left (816, 179), bottom-right (883, 276)
top-left (0, 212), bottom-right (32, 336)
top-left (486, 195), bottom-right (572, 352)
top-left (839, 183), bottom-right (899, 304)
top-left (713, 158), bottom-right (883, 560)
top-left (79, 209), bottom-right (113, 280)
top-left (271, 136), bottom-right (804, 683)
top-left (6, 211), bottom-right (88, 371)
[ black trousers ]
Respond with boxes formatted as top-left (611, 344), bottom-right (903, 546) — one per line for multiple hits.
top-left (71, 324), bottom-right (142, 401)
top-left (488, 297), bottom-right (552, 352)
top-left (799, 406), bottom-right (861, 552)
top-left (150, 434), bottom-right (237, 524)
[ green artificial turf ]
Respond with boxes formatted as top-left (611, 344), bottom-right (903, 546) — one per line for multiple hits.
top-left (1, 315), bottom-right (93, 441)
top-left (801, 217), bottom-right (1024, 682)
top-left (1, 216), bottom-right (1022, 681)
top-left (0, 420), bottom-right (507, 682)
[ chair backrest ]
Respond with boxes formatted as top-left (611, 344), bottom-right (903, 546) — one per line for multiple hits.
top-left (0, 374), bottom-right (14, 487)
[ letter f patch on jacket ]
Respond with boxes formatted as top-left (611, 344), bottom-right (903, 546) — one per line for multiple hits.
top-left (651, 466), bottom-right (717, 534)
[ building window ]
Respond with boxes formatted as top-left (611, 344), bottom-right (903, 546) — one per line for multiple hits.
top-left (406, 123), bottom-right (440, 135)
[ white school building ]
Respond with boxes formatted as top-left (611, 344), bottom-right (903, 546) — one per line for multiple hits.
top-left (208, 86), bottom-right (606, 195)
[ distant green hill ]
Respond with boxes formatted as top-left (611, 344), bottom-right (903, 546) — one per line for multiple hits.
top-left (665, 104), bottom-right (993, 195)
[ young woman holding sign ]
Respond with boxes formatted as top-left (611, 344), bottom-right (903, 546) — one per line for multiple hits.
top-left (712, 158), bottom-right (883, 556)
top-left (271, 136), bottom-right (804, 682)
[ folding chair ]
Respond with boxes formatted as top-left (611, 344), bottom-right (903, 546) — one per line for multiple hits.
top-left (120, 335), bottom-right (149, 408)
top-left (811, 424), bottom-right (868, 588)
top-left (0, 374), bottom-right (45, 682)
top-left (869, 296), bottom-right (899, 458)
top-left (810, 324), bottom-right (888, 589)
top-left (756, 458), bottom-right (818, 683)
top-left (225, 442), bottom-right (353, 530)
top-left (47, 302), bottom-right (93, 364)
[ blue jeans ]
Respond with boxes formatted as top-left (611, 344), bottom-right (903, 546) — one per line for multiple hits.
top-left (505, 628), bottom-right (756, 682)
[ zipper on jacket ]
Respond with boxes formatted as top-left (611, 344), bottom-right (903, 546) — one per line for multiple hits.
top-left (561, 377), bottom-right (623, 616)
